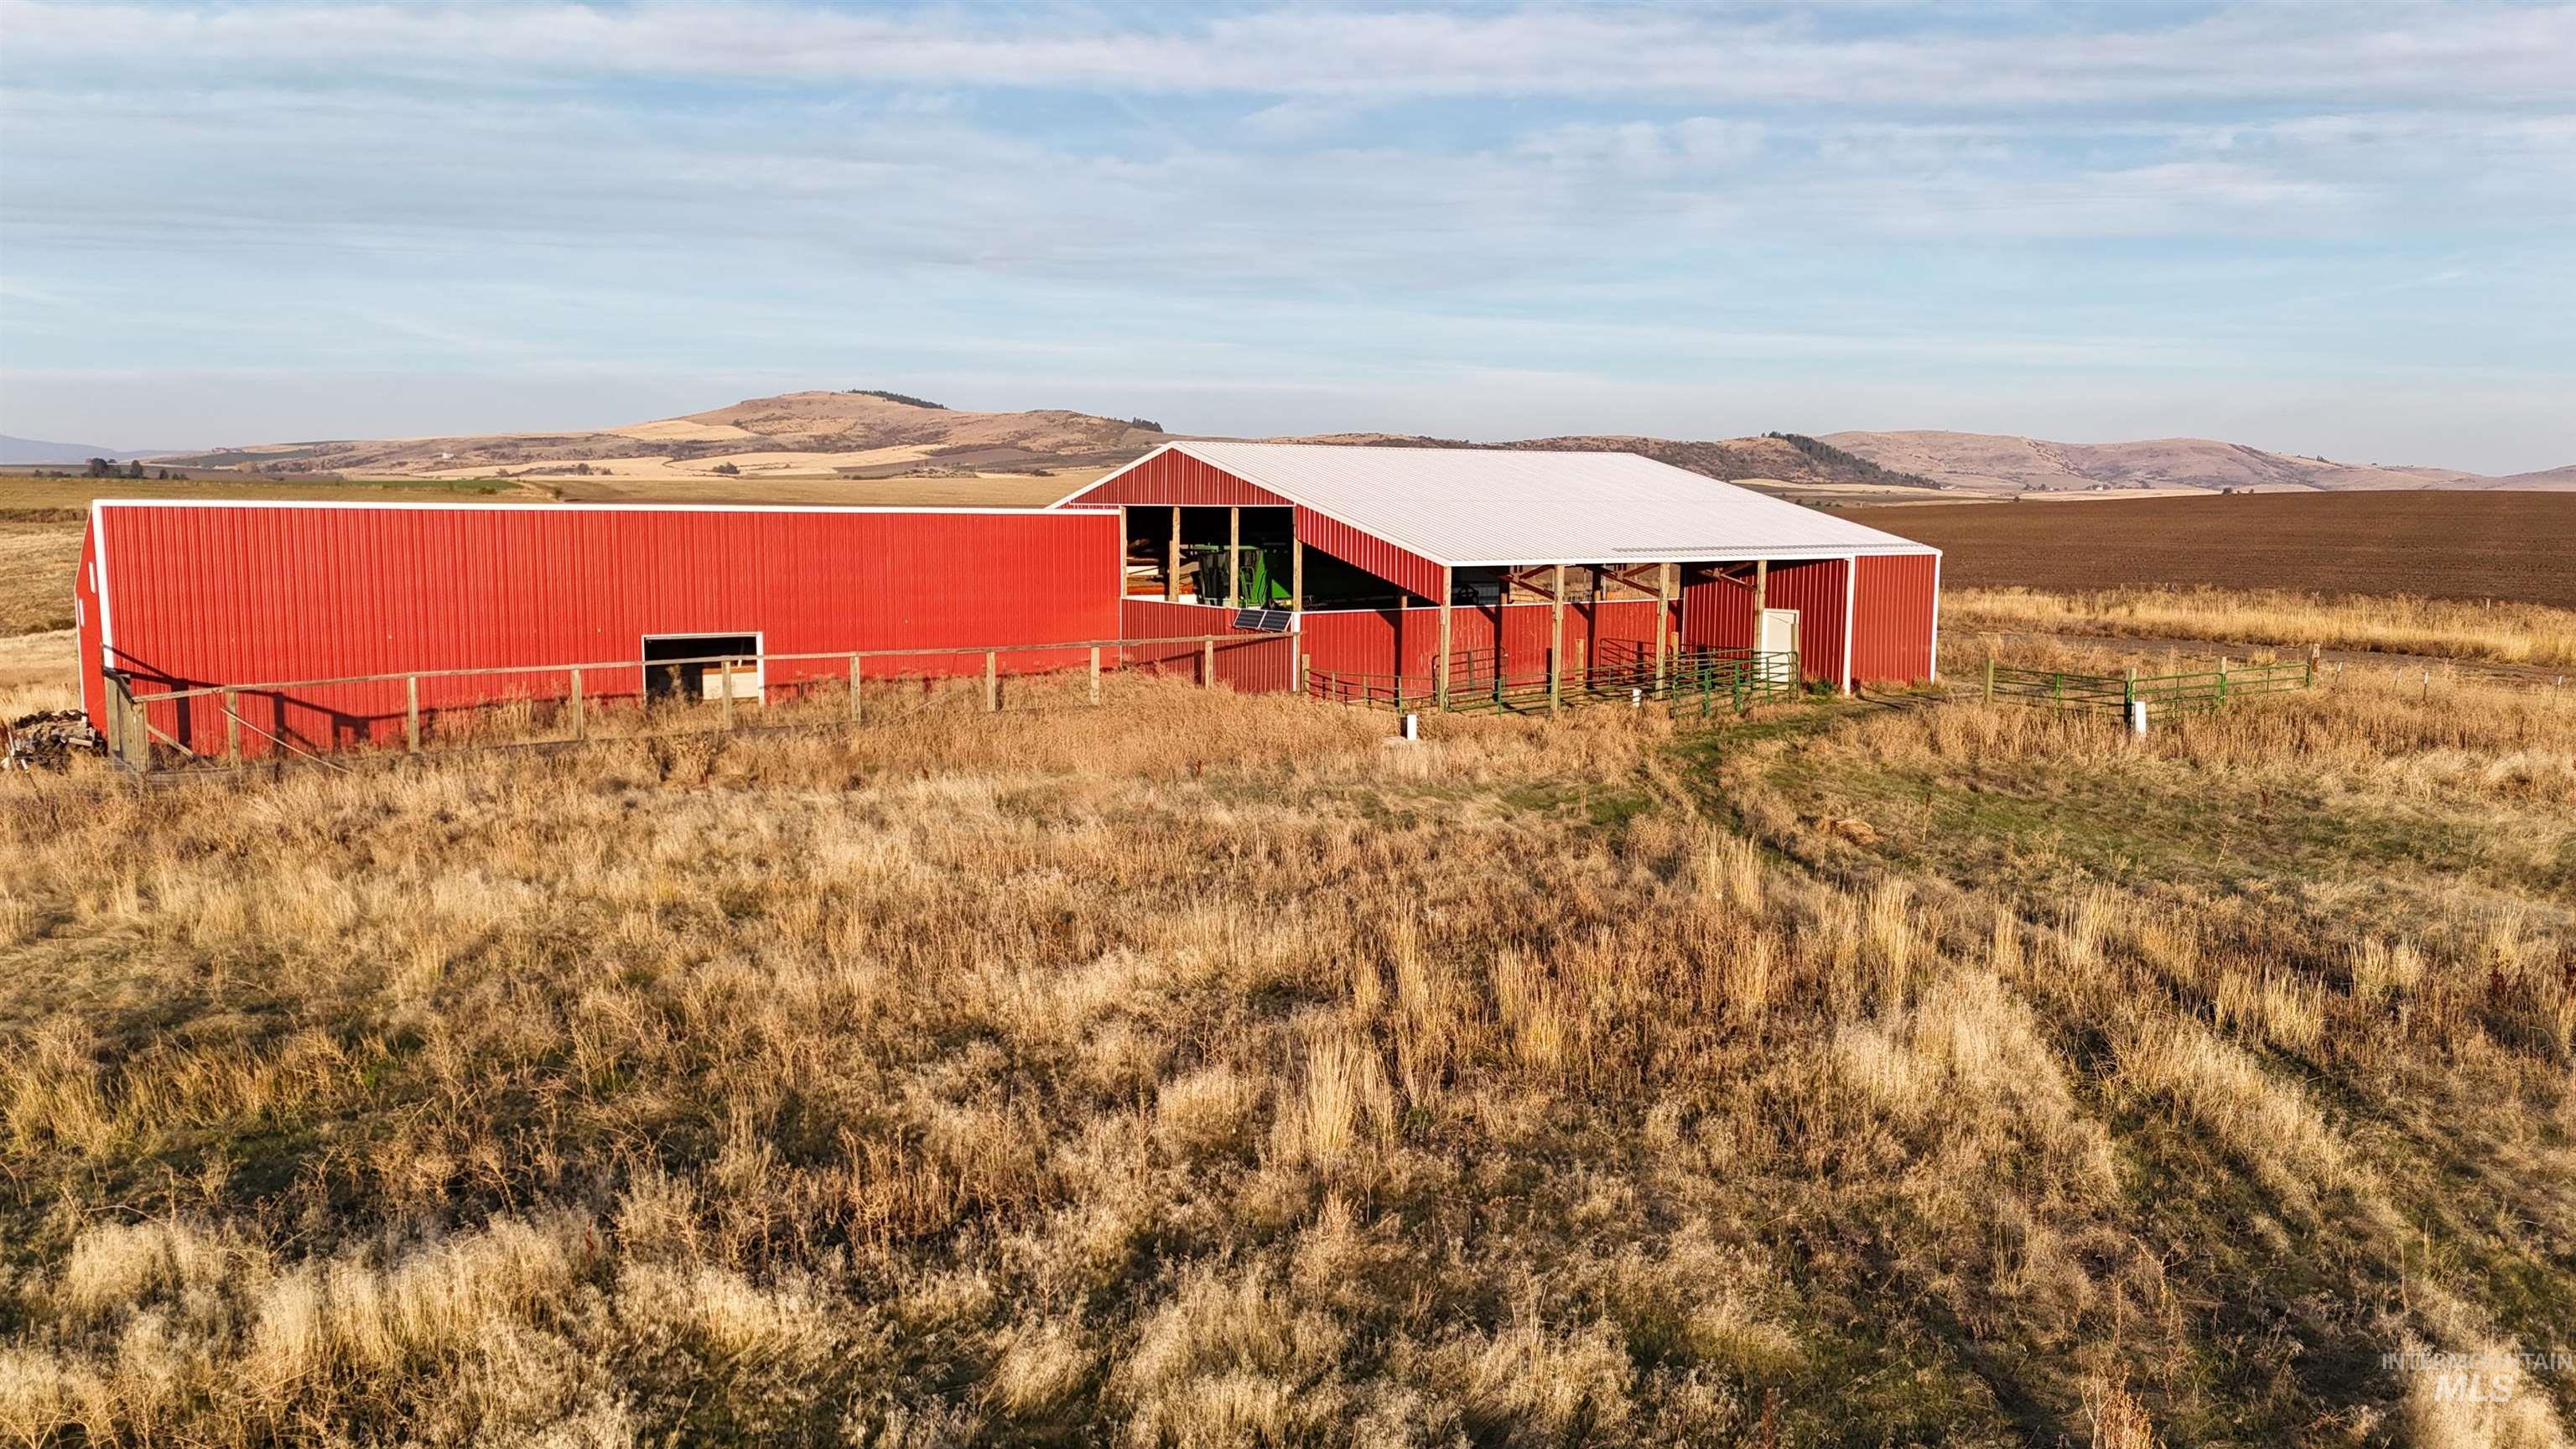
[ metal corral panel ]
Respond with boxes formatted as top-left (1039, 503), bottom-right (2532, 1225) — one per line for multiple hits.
top-left (1118, 600), bottom-right (1297, 693)
top-left (1060, 449), bottom-right (1290, 508)
top-left (1852, 553), bottom-right (1940, 683)
top-left (1300, 599), bottom-right (1666, 683)
top-left (89, 502), bottom-right (1122, 756)
top-left (1760, 558), bottom-right (1852, 686)
top-left (1067, 441), bottom-right (1938, 568)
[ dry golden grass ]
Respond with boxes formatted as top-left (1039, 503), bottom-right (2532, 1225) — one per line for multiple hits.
top-left (1949, 584), bottom-right (2576, 667)
top-left (0, 640), bottom-right (2570, 1446)
top-left (0, 523), bottom-right (83, 637)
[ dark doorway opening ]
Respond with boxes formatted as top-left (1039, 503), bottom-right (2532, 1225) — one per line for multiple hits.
top-left (642, 633), bottom-right (761, 702)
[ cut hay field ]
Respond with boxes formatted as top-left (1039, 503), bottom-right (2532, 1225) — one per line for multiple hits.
top-left (2, 626), bottom-right (2571, 1446)
top-left (1844, 492), bottom-right (2576, 609)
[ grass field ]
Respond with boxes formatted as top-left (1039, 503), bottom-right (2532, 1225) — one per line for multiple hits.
top-left (1950, 586), bottom-right (2576, 668)
top-left (2, 624), bottom-right (2569, 1446)
top-left (1845, 492), bottom-right (2576, 610)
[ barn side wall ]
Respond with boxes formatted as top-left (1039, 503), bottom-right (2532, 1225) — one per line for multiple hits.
top-left (1118, 600), bottom-right (1297, 693)
top-left (75, 512), bottom-right (106, 730)
top-left (94, 505), bottom-right (1123, 757)
top-left (1762, 558), bottom-right (1852, 686)
top-left (1852, 553), bottom-right (1940, 684)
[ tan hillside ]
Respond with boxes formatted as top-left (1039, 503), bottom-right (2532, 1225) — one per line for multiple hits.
top-left (1815, 428), bottom-right (2526, 494)
top-left (158, 391), bottom-right (1168, 481)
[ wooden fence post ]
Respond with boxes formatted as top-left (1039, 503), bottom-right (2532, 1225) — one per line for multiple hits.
top-left (985, 651), bottom-right (1000, 712)
top-left (223, 688), bottom-right (241, 764)
top-left (1297, 652), bottom-right (1308, 696)
top-left (1201, 639), bottom-right (1215, 689)
top-left (849, 654), bottom-right (863, 722)
top-left (1088, 646), bottom-right (1102, 704)
top-left (106, 674), bottom-right (151, 773)
top-left (406, 675), bottom-right (421, 753)
top-left (569, 667), bottom-right (585, 740)
top-left (1549, 564), bottom-right (1566, 717)
top-left (1984, 654), bottom-right (1995, 703)
top-left (721, 659), bottom-right (736, 729)
top-left (2216, 657), bottom-right (2229, 704)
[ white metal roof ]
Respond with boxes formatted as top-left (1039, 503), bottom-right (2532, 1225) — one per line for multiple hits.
top-left (1065, 441), bottom-right (1936, 567)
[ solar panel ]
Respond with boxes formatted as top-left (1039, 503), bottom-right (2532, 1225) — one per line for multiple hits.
top-left (1232, 608), bottom-right (1292, 633)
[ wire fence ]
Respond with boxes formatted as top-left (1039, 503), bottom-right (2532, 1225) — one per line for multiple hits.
top-left (1308, 645), bottom-right (1802, 718)
top-left (1981, 652), bottom-right (2314, 724)
top-left (101, 633), bottom-right (1285, 774)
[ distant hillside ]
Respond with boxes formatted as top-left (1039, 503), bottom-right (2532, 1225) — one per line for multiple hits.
top-left (158, 391), bottom-right (1169, 481)
top-left (1273, 431), bottom-right (1944, 491)
top-left (0, 434), bottom-right (190, 465)
top-left (133, 397), bottom-right (2567, 495)
top-left (1818, 429), bottom-right (2573, 494)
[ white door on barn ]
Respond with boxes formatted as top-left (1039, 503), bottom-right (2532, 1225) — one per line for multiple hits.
top-left (1756, 607), bottom-right (1799, 685)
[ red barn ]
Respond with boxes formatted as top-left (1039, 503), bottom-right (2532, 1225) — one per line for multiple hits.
top-left (75, 501), bottom-right (1122, 759)
top-left (1052, 442), bottom-right (1940, 696)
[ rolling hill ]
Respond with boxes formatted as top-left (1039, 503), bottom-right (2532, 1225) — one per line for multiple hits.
top-left (1819, 429), bottom-right (2573, 494)
top-left (122, 396), bottom-right (2569, 497)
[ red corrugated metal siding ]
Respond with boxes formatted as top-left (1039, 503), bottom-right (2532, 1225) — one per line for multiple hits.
top-left (1293, 506), bottom-right (1446, 602)
top-left (1763, 558), bottom-right (1851, 686)
top-left (1063, 449), bottom-right (1290, 507)
top-left (94, 505), bottom-right (1122, 756)
top-left (75, 514), bottom-right (105, 728)
top-left (1118, 600), bottom-right (1296, 693)
top-left (1852, 553), bottom-right (1939, 684)
top-left (1680, 570), bottom-right (1754, 652)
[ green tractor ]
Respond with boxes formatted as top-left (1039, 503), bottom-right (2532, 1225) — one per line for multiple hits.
top-left (1187, 543), bottom-right (1291, 607)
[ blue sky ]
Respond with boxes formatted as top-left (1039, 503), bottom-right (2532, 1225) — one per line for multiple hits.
top-left (2, 1), bottom-right (2571, 470)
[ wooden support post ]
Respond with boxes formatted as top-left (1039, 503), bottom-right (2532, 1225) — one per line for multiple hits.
top-left (1753, 558), bottom-right (1768, 612)
top-left (1549, 563), bottom-right (1566, 715)
top-left (1201, 638), bottom-right (1215, 689)
top-left (849, 654), bottom-right (863, 721)
top-left (1297, 652), bottom-right (1309, 696)
top-left (569, 668), bottom-right (585, 740)
top-left (223, 688), bottom-right (241, 764)
top-left (406, 675), bottom-right (421, 753)
top-left (1227, 506), bottom-right (1241, 607)
top-left (1654, 563), bottom-right (1674, 692)
top-left (1290, 533), bottom-right (1304, 614)
top-left (720, 660), bottom-right (735, 729)
top-left (1984, 654), bottom-right (1996, 703)
top-left (1575, 636), bottom-right (1587, 694)
top-left (1436, 572), bottom-right (1454, 710)
top-left (1088, 646), bottom-right (1102, 704)
top-left (985, 651), bottom-right (1000, 712)
top-left (1167, 506), bottom-right (1182, 603)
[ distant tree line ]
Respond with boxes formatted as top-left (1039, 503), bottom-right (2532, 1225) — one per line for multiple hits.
top-left (849, 389), bottom-right (947, 410)
top-left (1122, 418), bottom-right (1164, 433)
top-left (79, 458), bottom-right (174, 480)
top-left (1763, 433), bottom-right (1935, 488)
